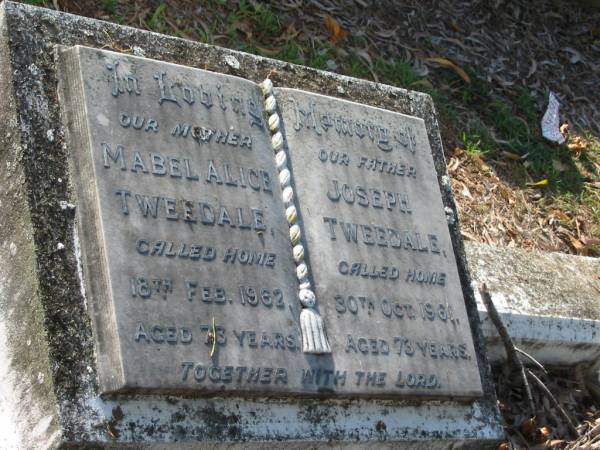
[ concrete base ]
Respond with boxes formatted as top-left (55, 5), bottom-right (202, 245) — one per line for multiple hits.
top-left (480, 311), bottom-right (600, 366)
top-left (0, 2), bottom-right (502, 448)
top-left (466, 242), bottom-right (600, 368)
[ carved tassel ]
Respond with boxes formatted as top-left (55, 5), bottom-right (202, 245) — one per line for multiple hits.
top-left (260, 77), bottom-right (331, 355)
top-left (300, 308), bottom-right (331, 354)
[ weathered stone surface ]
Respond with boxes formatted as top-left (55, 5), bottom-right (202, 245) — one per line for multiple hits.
top-left (0, 1), bottom-right (502, 447)
top-left (0, 5), bottom-right (60, 450)
top-left (58, 44), bottom-right (483, 399)
top-left (466, 242), bottom-right (600, 320)
top-left (466, 241), bottom-right (600, 366)
top-left (277, 88), bottom-right (483, 398)
top-left (60, 45), bottom-right (306, 395)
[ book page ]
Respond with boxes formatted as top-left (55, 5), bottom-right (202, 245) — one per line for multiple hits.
top-left (275, 87), bottom-right (483, 398)
top-left (60, 46), bottom-right (308, 395)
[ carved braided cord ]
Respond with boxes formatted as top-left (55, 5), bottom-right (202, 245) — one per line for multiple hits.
top-left (259, 79), bottom-right (331, 354)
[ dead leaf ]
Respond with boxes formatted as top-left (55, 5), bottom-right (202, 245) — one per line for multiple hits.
top-left (255, 46), bottom-right (282, 56)
top-left (461, 184), bottom-right (474, 199)
top-left (232, 20), bottom-right (253, 40)
top-left (521, 416), bottom-right (537, 439)
top-left (277, 22), bottom-right (300, 42)
top-left (567, 135), bottom-right (589, 154)
top-left (569, 235), bottom-right (586, 253)
top-left (450, 20), bottom-right (463, 33)
top-left (563, 46), bottom-right (584, 64)
top-left (502, 150), bottom-right (522, 161)
top-left (551, 209), bottom-right (570, 222)
top-left (325, 15), bottom-right (348, 45)
top-left (528, 179), bottom-right (549, 188)
top-left (581, 235), bottom-right (600, 247)
top-left (409, 78), bottom-right (434, 89)
top-left (426, 57), bottom-right (471, 83)
top-left (527, 58), bottom-right (538, 78)
top-left (460, 230), bottom-right (478, 241)
top-left (537, 425), bottom-right (552, 442)
top-left (448, 157), bottom-right (461, 172)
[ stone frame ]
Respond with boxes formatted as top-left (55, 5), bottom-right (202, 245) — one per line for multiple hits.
top-left (0, 1), bottom-right (502, 447)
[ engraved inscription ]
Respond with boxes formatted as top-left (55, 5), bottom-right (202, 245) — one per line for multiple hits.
top-left (325, 179), bottom-right (412, 213)
top-left (287, 96), bottom-right (417, 153)
top-left (101, 142), bottom-right (272, 190)
top-left (60, 46), bottom-right (303, 396)
top-left (275, 87), bottom-right (483, 398)
top-left (60, 46), bottom-right (482, 398)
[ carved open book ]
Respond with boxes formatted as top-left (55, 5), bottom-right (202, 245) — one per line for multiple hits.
top-left (59, 45), bottom-right (483, 398)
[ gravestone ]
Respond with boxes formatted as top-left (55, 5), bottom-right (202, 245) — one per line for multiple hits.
top-left (0, 2), bottom-right (502, 448)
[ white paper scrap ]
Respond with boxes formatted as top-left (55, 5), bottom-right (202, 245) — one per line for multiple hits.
top-left (541, 91), bottom-right (566, 144)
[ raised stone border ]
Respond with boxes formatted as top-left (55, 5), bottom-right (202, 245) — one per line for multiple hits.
top-left (480, 310), bottom-right (600, 365)
top-left (0, 2), bottom-right (502, 448)
top-left (466, 242), bottom-right (600, 367)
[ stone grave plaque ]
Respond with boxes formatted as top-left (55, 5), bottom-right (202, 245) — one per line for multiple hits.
top-left (59, 45), bottom-right (482, 398)
top-left (275, 88), bottom-right (484, 398)
top-left (59, 46), bottom-right (304, 395)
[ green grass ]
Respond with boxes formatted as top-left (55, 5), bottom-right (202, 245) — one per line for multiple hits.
top-left (461, 132), bottom-right (488, 158)
top-left (251, 4), bottom-right (282, 38)
top-left (374, 58), bottom-right (421, 88)
top-left (514, 86), bottom-right (539, 124)
top-left (304, 41), bottom-right (334, 70)
top-left (346, 52), bottom-right (371, 79)
top-left (268, 40), bottom-right (334, 70)
top-left (103, 0), bottom-right (117, 14)
top-left (554, 188), bottom-right (600, 244)
top-left (583, 190), bottom-right (600, 223)
top-left (343, 53), bottom-right (424, 89)
top-left (439, 72), bottom-right (590, 194)
top-left (147, 3), bottom-right (168, 34)
top-left (226, 1), bottom-right (282, 41)
top-left (277, 41), bottom-right (303, 64)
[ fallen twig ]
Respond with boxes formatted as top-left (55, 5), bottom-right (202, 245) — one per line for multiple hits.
top-left (479, 283), bottom-right (535, 416)
top-left (568, 428), bottom-right (600, 450)
top-left (526, 369), bottom-right (579, 439)
top-left (515, 347), bottom-right (548, 374)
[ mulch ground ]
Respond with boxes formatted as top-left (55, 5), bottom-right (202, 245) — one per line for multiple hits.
top-left (49, 0), bottom-right (600, 256)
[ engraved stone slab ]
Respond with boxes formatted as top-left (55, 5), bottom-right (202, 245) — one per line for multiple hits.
top-left (276, 88), bottom-right (484, 398)
top-left (59, 46), bottom-right (304, 395)
top-left (1, 3), bottom-right (504, 444)
top-left (59, 44), bottom-right (482, 398)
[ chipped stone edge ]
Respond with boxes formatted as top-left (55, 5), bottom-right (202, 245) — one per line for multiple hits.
top-left (465, 241), bottom-right (600, 320)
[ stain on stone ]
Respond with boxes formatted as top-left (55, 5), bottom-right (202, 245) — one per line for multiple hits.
top-left (105, 405), bottom-right (124, 439)
top-left (170, 410), bottom-right (186, 424)
top-left (297, 403), bottom-right (338, 430)
top-left (196, 403), bottom-right (242, 440)
top-left (165, 396), bottom-right (179, 406)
